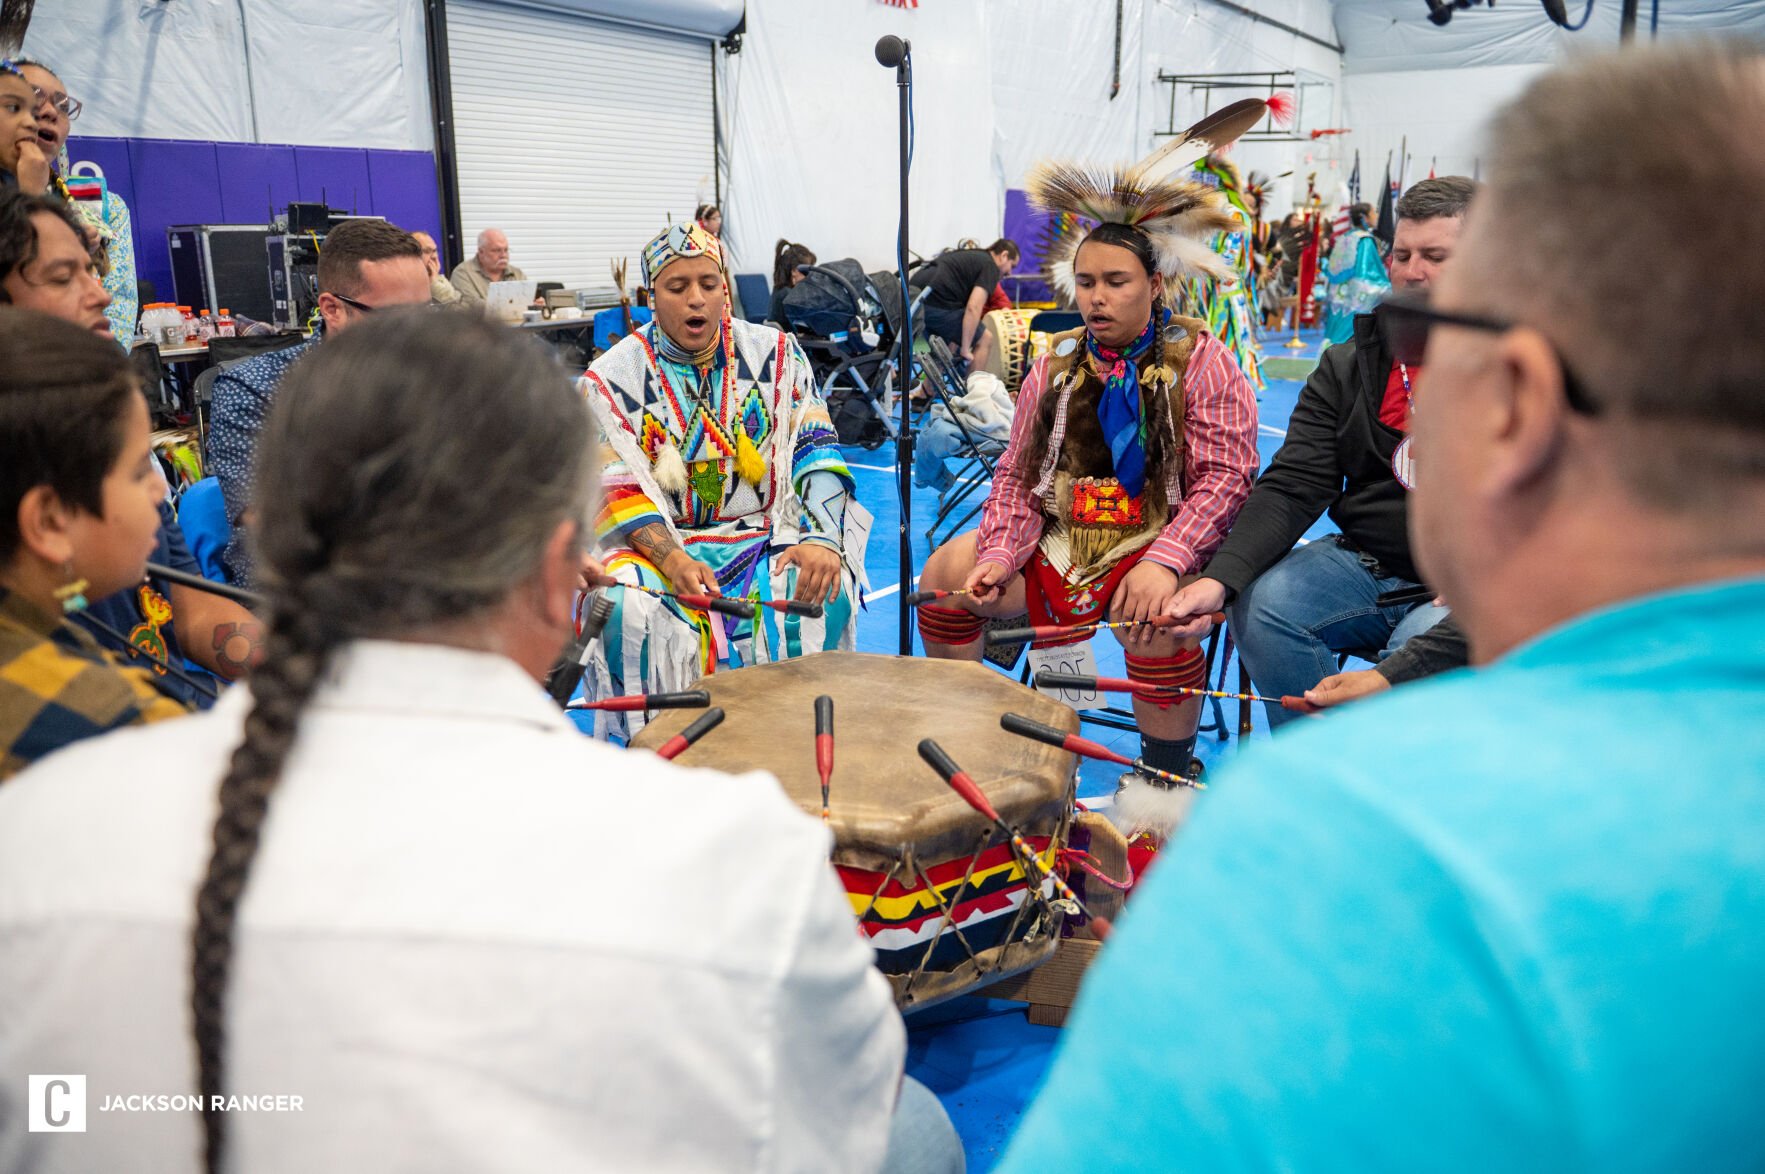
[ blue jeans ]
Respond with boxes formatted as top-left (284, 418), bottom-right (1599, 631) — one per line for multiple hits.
top-left (882, 1075), bottom-right (966, 1173)
top-left (1229, 536), bottom-right (1448, 729)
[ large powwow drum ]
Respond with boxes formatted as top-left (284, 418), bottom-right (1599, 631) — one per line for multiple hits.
top-left (979, 307), bottom-right (1040, 397)
top-left (631, 651), bottom-right (1080, 1009)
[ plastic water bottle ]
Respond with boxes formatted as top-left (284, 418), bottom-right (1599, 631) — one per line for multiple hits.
top-left (179, 306), bottom-right (198, 345)
top-left (196, 309), bottom-right (216, 342)
top-left (216, 309), bottom-right (236, 338)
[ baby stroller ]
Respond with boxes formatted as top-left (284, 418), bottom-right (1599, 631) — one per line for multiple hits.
top-left (780, 260), bottom-right (924, 450)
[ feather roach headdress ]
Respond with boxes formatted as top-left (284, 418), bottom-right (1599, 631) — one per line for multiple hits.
top-left (1027, 161), bottom-right (1240, 298)
top-left (1029, 97), bottom-right (1271, 302)
top-left (0, 0), bottom-right (32, 60)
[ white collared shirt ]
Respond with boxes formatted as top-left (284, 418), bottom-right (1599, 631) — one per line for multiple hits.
top-left (0, 641), bottom-right (903, 1173)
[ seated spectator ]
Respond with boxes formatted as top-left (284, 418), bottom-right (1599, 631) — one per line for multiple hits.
top-left (449, 227), bottom-right (528, 307)
top-left (914, 239), bottom-right (1019, 370)
top-left (0, 189), bottom-right (109, 337)
top-left (0, 188), bottom-right (262, 698)
top-left (0, 62), bottom-right (49, 196)
top-left (208, 218), bottom-right (429, 583)
top-left (1163, 177), bottom-right (1478, 727)
top-left (0, 309), bottom-right (937, 1172)
top-left (0, 309), bottom-right (188, 780)
top-left (411, 230), bottom-right (460, 306)
top-left (19, 56), bottom-right (139, 341)
top-left (695, 203), bottom-right (723, 238)
top-left (769, 238), bottom-right (816, 327)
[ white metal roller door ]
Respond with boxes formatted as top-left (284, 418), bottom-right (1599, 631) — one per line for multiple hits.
top-left (446, 0), bottom-right (716, 300)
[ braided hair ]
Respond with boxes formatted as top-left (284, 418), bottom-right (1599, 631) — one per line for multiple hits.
top-left (188, 310), bottom-right (593, 1172)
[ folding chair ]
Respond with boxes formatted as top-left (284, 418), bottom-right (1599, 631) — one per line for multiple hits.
top-left (732, 273), bottom-right (771, 324)
top-left (192, 332), bottom-right (307, 443)
top-left (918, 336), bottom-right (1010, 549)
top-left (177, 477), bottom-right (234, 585)
top-left (130, 341), bottom-right (180, 424)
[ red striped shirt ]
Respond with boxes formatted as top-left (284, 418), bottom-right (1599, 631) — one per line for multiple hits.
top-left (974, 333), bottom-right (1259, 577)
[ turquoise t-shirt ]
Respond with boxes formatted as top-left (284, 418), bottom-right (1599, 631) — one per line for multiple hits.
top-left (999, 577), bottom-right (1765, 1172)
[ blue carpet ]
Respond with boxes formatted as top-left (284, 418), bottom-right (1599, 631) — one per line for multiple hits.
top-left (875, 327), bottom-right (1338, 1170)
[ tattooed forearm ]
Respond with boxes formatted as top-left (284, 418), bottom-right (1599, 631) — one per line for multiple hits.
top-left (627, 522), bottom-right (684, 568)
top-left (212, 621), bottom-right (264, 680)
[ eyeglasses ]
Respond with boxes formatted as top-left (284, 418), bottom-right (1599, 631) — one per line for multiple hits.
top-left (30, 85), bottom-right (80, 121)
top-left (1376, 293), bottom-right (1602, 417)
top-left (330, 292), bottom-right (378, 315)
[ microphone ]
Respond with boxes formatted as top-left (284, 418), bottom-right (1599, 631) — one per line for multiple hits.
top-left (546, 592), bottom-right (615, 707)
top-left (874, 35), bottom-right (908, 69)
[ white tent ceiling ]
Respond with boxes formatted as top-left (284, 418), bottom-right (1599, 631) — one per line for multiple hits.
top-left (1331, 0), bottom-right (1765, 73)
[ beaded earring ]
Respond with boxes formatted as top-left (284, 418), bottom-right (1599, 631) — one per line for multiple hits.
top-left (53, 569), bottom-right (90, 614)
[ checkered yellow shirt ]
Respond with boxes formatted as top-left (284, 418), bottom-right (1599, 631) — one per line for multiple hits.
top-left (0, 587), bottom-right (191, 782)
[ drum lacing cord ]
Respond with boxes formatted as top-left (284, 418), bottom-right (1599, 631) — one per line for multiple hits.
top-left (1058, 847), bottom-right (1134, 892)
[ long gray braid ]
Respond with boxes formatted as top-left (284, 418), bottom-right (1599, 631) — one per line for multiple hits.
top-left (189, 309), bottom-right (593, 1172)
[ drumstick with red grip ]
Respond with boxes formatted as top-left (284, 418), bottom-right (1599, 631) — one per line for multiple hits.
top-left (626, 582), bottom-right (824, 620)
top-left (653, 708), bottom-right (726, 761)
top-left (814, 694), bottom-right (835, 822)
top-left (904, 588), bottom-right (974, 607)
top-left (1035, 671), bottom-right (1321, 715)
top-left (916, 739), bottom-right (1112, 942)
top-left (570, 689), bottom-right (712, 713)
top-left (999, 713), bottom-right (1201, 790)
top-left (985, 613), bottom-right (1226, 645)
top-left (625, 583), bottom-right (751, 618)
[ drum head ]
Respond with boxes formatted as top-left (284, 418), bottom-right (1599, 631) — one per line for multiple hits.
top-left (629, 651), bottom-right (1079, 870)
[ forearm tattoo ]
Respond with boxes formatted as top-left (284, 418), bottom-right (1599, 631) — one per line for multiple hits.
top-left (628, 522), bottom-right (684, 568)
top-left (212, 621), bottom-right (264, 680)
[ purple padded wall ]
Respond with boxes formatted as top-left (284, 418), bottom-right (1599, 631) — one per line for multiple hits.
top-left (366, 151), bottom-right (445, 264)
top-left (291, 146), bottom-right (375, 217)
top-left (64, 136), bottom-right (443, 322)
top-left (215, 145), bottom-right (302, 225)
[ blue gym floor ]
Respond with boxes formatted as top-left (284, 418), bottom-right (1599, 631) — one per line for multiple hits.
top-left (865, 326), bottom-right (1337, 1170)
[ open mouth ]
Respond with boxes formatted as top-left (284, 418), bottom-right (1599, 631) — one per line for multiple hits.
top-left (684, 315), bottom-right (709, 332)
top-left (89, 316), bottom-right (113, 337)
top-left (36, 128), bottom-right (56, 149)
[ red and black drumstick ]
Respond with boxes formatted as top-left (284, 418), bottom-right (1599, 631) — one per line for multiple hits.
top-left (653, 708), bottom-right (726, 761)
top-left (985, 612), bottom-right (1226, 645)
top-left (999, 713), bottom-right (1201, 790)
top-left (571, 689), bottom-right (711, 713)
top-left (760, 597), bottom-right (825, 619)
top-left (917, 739), bottom-right (1112, 942)
top-left (814, 694), bottom-right (834, 822)
top-left (626, 582), bottom-right (824, 620)
top-left (1035, 671), bottom-right (1321, 714)
top-left (904, 587), bottom-right (975, 607)
top-left (625, 583), bottom-right (755, 619)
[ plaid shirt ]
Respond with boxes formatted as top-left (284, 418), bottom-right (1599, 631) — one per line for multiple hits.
top-left (0, 588), bottom-right (190, 782)
top-left (974, 332), bottom-right (1259, 577)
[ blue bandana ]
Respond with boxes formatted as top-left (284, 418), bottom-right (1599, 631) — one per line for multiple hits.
top-left (1087, 308), bottom-right (1166, 499)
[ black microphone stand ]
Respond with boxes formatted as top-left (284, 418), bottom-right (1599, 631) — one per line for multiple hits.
top-left (879, 36), bottom-right (915, 655)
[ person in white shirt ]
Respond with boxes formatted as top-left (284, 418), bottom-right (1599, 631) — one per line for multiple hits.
top-left (0, 310), bottom-right (958, 1173)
